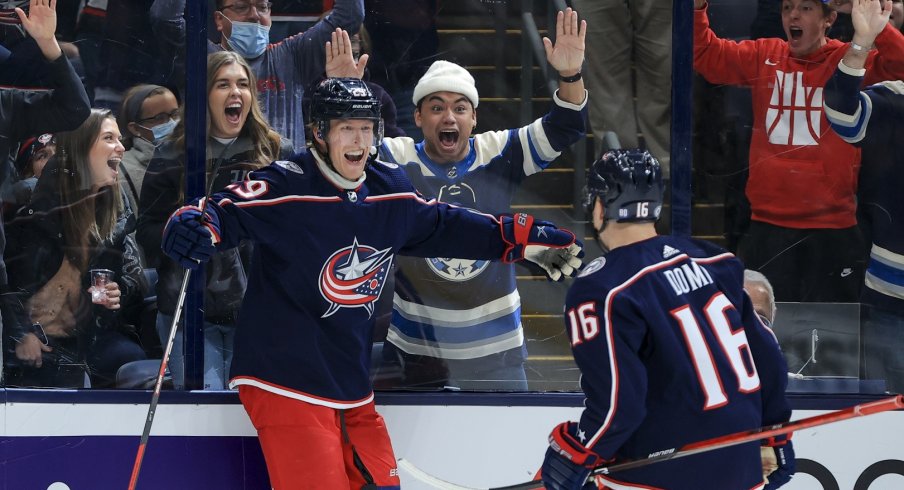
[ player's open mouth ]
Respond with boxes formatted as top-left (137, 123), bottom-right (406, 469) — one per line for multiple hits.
top-left (107, 157), bottom-right (121, 171)
top-left (344, 150), bottom-right (365, 162)
top-left (789, 27), bottom-right (803, 40)
top-left (439, 130), bottom-right (459, 149)
top-left (225, 103), bottom-right (243, 124)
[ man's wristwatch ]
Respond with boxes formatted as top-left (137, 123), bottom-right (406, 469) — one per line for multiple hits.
top-left (560, 72), bottom-right (582, 83)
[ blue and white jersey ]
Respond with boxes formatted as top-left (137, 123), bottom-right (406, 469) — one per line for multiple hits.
top-left (566, 236), bottom-right (790, 489)
top-left (201, 150), bottom-right (509, 408)
top-left (824, 60), bottom-right (904, 313)
top-left (378, 90), bottom-right (586, 359)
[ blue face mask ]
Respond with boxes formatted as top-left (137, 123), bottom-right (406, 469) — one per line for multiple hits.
top-left (225, 17), bottom-right (270, 59)
top-left (140, 118), bottom-right (179, 143)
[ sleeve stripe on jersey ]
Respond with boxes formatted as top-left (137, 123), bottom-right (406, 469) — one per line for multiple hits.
top-left (588, 253), bottom-right (691, 448)
top-left (518, 118), bottom-right (559, 176)
top-left (365, 191), bottom-right (500, 220)
top-left (825, 92), bottom-right (872, 142)
top-left (224, 195), bottom-right (343, 208)
top-left (691, 251), bottom-right (736, 265)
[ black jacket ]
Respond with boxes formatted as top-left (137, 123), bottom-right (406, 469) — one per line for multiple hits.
top-left (3, 159), bottom-right (145, 347)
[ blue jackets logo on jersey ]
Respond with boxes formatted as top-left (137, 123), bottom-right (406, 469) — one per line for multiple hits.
top-left (427, 257), bottom-right (491, 282)
top-left (318, 238), bottom-right (394, 318)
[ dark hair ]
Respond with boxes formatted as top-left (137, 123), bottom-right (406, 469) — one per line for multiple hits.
top-left (118, 84), bottom-right (172, 150)
top-left (54, 108), bottom-right (124, 270)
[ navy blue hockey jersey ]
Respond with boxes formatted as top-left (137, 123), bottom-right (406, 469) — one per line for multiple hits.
top-left (565, 236), bottom-right (790, 490)
top-left (203, 150), bottom-right (510, 408)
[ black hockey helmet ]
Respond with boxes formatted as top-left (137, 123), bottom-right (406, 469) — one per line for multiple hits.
top-left (585, 148), bottom-right (663, 223)
top-left (309, 77), bottom-right (383, 145)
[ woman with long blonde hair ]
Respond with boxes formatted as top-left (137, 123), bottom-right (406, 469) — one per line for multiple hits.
top-left (4, 109), bottom-right (147, 388)
top-left (138, 51), bottom-right (290, 390)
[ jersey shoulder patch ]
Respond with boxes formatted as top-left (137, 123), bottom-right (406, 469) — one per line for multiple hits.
top-left (273, 160), bottom-right (305, 174)
top-left (374, 157), bottom-right (399, 169)
top-left (578, 256), bottom-right (606, 277)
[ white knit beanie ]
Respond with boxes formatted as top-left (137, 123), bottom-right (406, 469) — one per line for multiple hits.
top-left (412, 60), bottom-right (479, 108)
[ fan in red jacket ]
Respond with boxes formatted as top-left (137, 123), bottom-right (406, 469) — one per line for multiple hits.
top-left (693, 0), bottom-right (904, 302)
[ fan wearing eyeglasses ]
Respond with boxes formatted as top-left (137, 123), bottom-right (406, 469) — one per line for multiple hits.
top-left (149, 0), bottom-right (366, 152)
top-left (116, 84), bottom-right (180, 220)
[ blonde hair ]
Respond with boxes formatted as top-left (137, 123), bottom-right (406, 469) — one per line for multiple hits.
top-left (54, 108), bottom-right (124, 270)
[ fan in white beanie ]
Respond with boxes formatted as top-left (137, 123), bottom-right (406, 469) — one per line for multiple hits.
top-left (412, 60), bottom-right (479, 108)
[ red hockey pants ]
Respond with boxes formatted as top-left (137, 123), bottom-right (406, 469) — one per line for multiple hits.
top-left (239, 385), bottom-right (400, 489)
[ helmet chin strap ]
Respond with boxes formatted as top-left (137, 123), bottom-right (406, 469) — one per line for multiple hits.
top-left (593, 218), bottom-right (610, 255)
top-left (314, 129), bottom-right (342, 176)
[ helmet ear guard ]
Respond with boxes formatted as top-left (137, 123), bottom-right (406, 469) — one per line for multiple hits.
top-left (585, 149), bottom-right (663, 224)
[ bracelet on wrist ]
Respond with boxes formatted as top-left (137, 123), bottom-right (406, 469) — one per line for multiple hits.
top-left (559, 72), bottom-right (582, 83)
top-left (850, 41), bottom-right (872, 52)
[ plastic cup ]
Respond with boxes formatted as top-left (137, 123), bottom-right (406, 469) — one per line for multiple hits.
top-left (89, 269), bottom-right (114, 304)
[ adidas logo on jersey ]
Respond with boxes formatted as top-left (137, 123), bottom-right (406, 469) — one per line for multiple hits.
top-left (663, 245), bottom-right (681, 259)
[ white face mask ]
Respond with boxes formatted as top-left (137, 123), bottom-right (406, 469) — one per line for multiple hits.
top-left (224, 17), bottom-right (270, 59)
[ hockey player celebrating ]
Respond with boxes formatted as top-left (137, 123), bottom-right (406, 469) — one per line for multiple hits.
top-left (160, 78), bottom-right (583, 489)
top-left (539, 150), bottom-right (793, 490)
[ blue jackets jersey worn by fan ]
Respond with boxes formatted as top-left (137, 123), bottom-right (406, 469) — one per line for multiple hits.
top-left (378, 90), bottom-right (586, 360)
top-left (566, 236), bottom-right (790, 490)
top-left (203, 150), bottom-right (510, 407)
top-left (824, 62), bottom-right (904, 313)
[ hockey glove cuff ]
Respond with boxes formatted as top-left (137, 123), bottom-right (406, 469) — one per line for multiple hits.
top-left (763, 439), bottom-right (795, 489)
top-left (162, 205), bottom-right (221, 270)
top-left (500, 213), bottom-right (584, 281)
top-left (541, 422), bottom-right (605, 490)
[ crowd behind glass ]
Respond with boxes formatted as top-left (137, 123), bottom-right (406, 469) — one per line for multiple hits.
top-left (0, 0), bottom-right (901, 395)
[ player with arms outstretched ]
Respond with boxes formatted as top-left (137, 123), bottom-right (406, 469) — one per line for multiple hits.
top-left (540, 150), bottom-right (793, 490)
top-left (160, 78), bottom-right (583, 489)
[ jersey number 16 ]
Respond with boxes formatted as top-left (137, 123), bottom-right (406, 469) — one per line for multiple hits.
top-left (566, 292), bottom-right (761, 410)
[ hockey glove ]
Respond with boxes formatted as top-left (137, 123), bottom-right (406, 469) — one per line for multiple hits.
top-left (763, 440), bottom-right (795, 489)
top-left (500, 213), bottom-right (584, 281)
top-left (541, 422), bottom-right (603, 490)
top-left (161, 205), bottom-right (220, 270)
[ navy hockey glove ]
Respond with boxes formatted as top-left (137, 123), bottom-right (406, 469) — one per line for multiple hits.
top-left (500, 213), bottom-right (584, 281)
top-left (541, 422), bottom-right (603, 490)
top-left (763, 440), bottom-right (795, 489)
top-left (161, 205), bottom-right (220, 270)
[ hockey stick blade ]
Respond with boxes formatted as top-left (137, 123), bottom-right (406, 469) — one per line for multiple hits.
top-left (400, 395), bottom-right (903, 490)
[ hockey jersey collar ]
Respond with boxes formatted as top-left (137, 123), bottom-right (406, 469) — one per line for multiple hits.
top-left (311, 147), bottom-right (367, 191)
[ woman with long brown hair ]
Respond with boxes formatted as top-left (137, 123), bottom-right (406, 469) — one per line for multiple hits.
top-left (4, 108), bottom-right (147, 388)
top-left (138, 51), bottom-right (290, 390)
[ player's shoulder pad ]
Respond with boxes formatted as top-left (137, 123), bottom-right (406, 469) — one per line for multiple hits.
top-left (371, 155), bottom-right (399, 170)
top-left (577, 256), bottom-right (607, 278)
top-left (272, 159), bottom-right (306, 175)
top-left (686, 236), bottom-right (733, 258)
top-left (367, 155), bottom-right (417, 193)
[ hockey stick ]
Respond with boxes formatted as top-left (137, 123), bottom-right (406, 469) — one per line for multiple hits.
top-left (398, 394), bottom-right (904, 490)
top-left (127, 138), bottom-right (237, 490)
